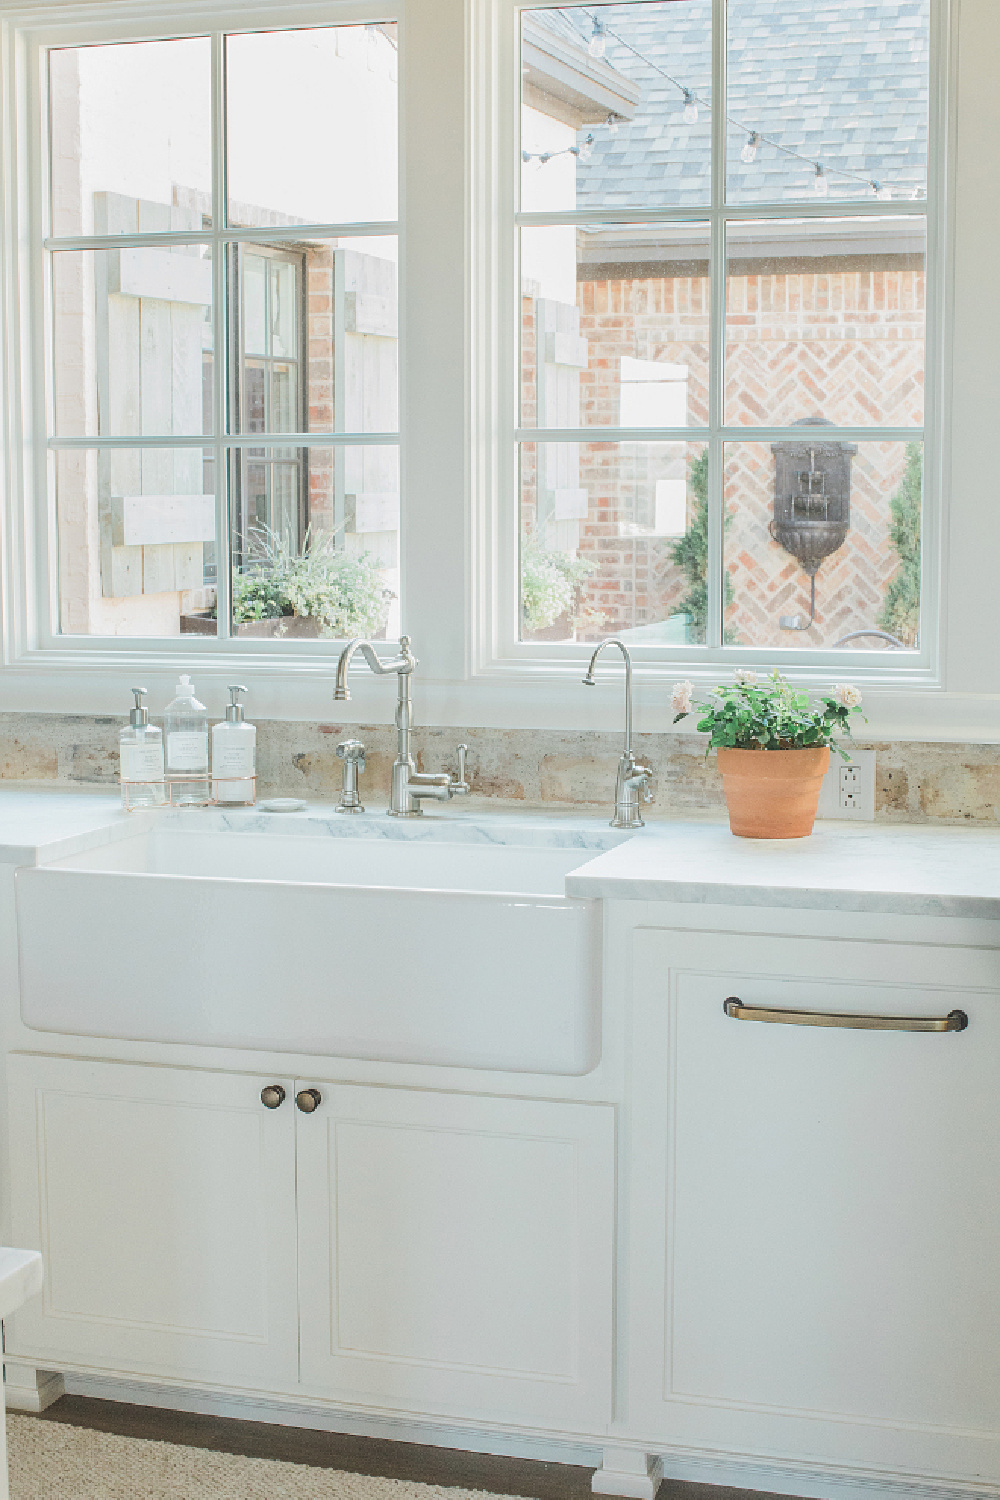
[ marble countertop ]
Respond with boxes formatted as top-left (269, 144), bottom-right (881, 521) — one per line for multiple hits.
top-left (3, 788), bottom-right (1000, 919)
top-left (566, 818), bottom-right (1000, 918)
top-left (0, 790), bottom-right (133, 865)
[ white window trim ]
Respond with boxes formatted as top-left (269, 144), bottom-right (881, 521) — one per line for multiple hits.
top-left (3, 0), bottom-right (1000, 744)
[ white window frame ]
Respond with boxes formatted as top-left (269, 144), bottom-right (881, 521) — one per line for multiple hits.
top-left (4, 0), bottom-right (1000, 742)
top-left (472, 0), bottom-right (953, 699)
top-left (0, 0), bottom-right (412, 712)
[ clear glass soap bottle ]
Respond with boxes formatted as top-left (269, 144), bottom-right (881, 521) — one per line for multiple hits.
top-left (119, 687), bottom-right (165, 812)
top-left (164, 675), bottom-right (211, 806)
top-left (212, 685), bottom-right (256, 806)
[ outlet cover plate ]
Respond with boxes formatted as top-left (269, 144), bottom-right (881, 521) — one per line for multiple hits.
top-left (816, 747), bottom-right (876, 821)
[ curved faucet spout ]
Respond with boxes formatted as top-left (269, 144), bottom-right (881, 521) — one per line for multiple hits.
top-left (334, 636), bottom-right (416, 701)
top-left (582, 637), bottom-right (633, 755)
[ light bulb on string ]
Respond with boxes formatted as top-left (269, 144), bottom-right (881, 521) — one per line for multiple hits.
top-left (578, 133), bottom-right (594, 162)
top-left (813, 163), bottom-right (829, 197)
top-left (741, 131), bottom-right (759, 165)
top-left (682, 89), bottom-right (698, 124)
top-left (872, 180), bottom-right (891, 201)
top-left (588, 16), bottom-right (606, 58)
top-left (605, 113), bottom-right (619, 136)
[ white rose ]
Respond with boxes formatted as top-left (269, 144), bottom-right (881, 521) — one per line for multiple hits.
top-left (834, 683), bottom-right (863, 709)
top-left (672, 680), bottom-right (694, 714)
top-left (734, 669), bottom-right (757, 685)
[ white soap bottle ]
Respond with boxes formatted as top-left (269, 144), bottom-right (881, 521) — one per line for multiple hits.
top-left (164, 674), bottom-right (210, 806)
top-left (119, 687), bottom-right (165, 812)
top-left (212, 685), bottom-right (256, 807)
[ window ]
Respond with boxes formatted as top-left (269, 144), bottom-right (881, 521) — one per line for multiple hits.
top-left (45, 22), bottom-right (399, 644)
top-left (515, 0), bottom-right (932, 661)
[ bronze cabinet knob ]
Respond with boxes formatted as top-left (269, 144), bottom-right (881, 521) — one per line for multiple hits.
top-left (260, 1085), bottom-right (286, 1109)
top-left (295, 1088), bottom-right (322, 1113)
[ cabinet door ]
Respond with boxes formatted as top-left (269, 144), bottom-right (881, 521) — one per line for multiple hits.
top-left (296, 1082), bottom-right (615, 1429)
top-left (6, 1055), bottom-right (299, 1391)
top-left (628, 929), bottom-right (1000, 1482)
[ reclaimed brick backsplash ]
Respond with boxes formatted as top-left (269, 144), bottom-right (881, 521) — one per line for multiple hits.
top-left (1, 712), bottom-right (999, 825)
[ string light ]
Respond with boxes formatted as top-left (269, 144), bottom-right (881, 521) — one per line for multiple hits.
top-left (605, 112), bottom-right (619, 136)
top-left (522, 133), bottom-right (595, 166)
top-left (574, 8), bottom-right (924, 201)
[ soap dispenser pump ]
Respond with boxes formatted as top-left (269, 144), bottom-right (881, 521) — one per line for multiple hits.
top-left (164, 674), bottom-right (211, 806)
top-left (212, 685), bottom-right (256, 806)
top-left (119, 687), bottom-right (165, 811)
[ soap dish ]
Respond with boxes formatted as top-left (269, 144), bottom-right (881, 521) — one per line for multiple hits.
top-left (259, 797), bottom-right (308, 813)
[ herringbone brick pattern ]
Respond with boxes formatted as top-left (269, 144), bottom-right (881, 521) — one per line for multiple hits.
top-left (520, 269), bottom-right (923, 647)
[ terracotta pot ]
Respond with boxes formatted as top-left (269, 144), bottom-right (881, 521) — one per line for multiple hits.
top-left (716, 746), bottom-right (830, 839)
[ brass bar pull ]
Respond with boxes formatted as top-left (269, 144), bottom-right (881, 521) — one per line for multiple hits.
top-left (723, 997), bottom-right (969, 1032)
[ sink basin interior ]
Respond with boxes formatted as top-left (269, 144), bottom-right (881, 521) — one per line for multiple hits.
top-left (48, 826), bottom-right (629, 896)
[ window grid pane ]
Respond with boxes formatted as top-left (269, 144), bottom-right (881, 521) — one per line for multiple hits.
top-left (46, 25), bottom-right (399, 643)
top-left (517, 1), bottom-right (929, 654)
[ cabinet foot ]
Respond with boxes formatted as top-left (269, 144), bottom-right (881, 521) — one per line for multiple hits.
top-left (592, 1446), bottom-right (663, 1500)
top-left (4, 1363), bottom-right (65, 1412)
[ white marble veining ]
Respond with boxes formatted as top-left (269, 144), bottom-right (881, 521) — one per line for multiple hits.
top-left (0, 791), bottom-right (629, 864)
top-left (566, 817), bottom-right (1000, 918)
top-left (6, 789), bottom-right (1000, 919)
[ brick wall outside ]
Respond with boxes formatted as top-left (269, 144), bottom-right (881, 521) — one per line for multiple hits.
top-left (306, 246), bottom-right (336, 533)
top-left (522, 265), bottom-right (925, 649)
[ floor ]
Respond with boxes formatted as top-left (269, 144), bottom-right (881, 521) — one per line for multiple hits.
top-left (28, 1395), bottom-right (800, 1500)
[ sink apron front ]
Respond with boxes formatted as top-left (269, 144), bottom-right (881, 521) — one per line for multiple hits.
top-left (16, 866), bottom-right (601, 1075)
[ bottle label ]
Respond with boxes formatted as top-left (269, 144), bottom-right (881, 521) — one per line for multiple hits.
top-left (214, 743), bottom-right (256, 777)
top-left (121, 743), bottom-right (164, 782)
top-left (167, 732), bottom-right (209, 772)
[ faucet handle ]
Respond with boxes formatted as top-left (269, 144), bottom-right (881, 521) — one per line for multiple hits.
top-left (337, 738), bottom-right (366, 766)
top-left (453, 743), bottom-right (470, 795)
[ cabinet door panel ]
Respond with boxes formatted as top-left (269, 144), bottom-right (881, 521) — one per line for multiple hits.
top-left (629, 929), bottom-right (1000, 1479)
top-left (297, 1083), bottom-right (614, 1429)
top-left (6, 1055), bottom-right (298, 1391)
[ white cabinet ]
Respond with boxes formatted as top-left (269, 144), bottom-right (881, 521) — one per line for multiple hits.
top-left (5, 1057), bottom-right (615, 1432)
top-left (5, 1056), bottom-right (299, 1391)
top-left (296, 1083), bottom-right (615, 1428)
top-left (627, 927), bottom-right (1000, 1483)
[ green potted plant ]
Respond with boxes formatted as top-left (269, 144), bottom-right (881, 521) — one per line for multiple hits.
top-left (225, 528), bottom-right (394, 639)
top-left (671, 670), bottom-right (865, 838)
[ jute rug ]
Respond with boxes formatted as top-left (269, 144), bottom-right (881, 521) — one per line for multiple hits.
top-left (7, 1414), bottom-right (528, 1500)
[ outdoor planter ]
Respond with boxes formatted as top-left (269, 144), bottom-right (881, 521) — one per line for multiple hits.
top-left (716, 746), bottom-right (830, 839)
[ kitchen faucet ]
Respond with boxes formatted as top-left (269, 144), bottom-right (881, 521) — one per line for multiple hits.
top-left (334, 635), bottom-right (469, 816)
top-left (583, 638), bottom-right (653, 829)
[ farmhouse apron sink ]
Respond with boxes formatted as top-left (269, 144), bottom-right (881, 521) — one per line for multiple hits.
top-left (15, 825), bottom-right (614, 1074)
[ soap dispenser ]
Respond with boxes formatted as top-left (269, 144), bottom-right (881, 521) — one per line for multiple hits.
top-left (164, 674), bottom-right (211, 806)
top-left (212, 685), bottom-right (256, 806)
top-left (119, 687), bottom-right (165, 811)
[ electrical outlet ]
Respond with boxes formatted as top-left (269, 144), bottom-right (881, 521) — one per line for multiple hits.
top-left (816, 748), bottom-right (876, 821)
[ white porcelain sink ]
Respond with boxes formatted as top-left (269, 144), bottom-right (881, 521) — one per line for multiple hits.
top-left (16, 821), bottom-right (623, 1074)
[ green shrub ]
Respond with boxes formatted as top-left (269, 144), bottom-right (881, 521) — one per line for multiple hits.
top-left (521, 539), bottom-right (602, 636)
top-left (878, 442), bottom-right (921, 646)
top-left (668, 451), bottom-right (738, 643)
